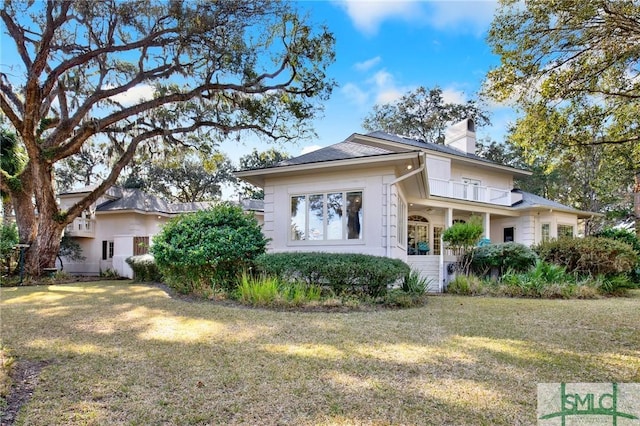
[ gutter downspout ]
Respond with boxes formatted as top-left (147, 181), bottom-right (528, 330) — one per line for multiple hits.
top-left (386, 153), bottom-right (426, 258)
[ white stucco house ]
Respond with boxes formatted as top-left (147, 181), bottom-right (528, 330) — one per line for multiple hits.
top-left (59, 186), bottom-right (264, 278)
top-left (235, 119), bottom-right (597, 292)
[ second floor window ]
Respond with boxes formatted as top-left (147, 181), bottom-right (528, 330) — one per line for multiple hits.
top-left (290, 191), bottom-right (363, 241)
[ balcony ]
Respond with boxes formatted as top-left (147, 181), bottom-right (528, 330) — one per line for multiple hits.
top-left (65, 217), bottom-right (96, 238)
top-left (429, 178), bottom-right (512, 206)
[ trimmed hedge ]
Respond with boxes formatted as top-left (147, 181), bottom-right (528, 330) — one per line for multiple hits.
top-left (535, 236), bottom-right (637, 277)
top-left (254, 252), bottom-right (410, 297)
top-left (466, 242), bottom-right (538, 277)
top-left (125, 254), bottom-right (162, 282)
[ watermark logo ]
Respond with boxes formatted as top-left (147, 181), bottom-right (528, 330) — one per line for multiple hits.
top-left (538, 383), bottom-right (640, 425)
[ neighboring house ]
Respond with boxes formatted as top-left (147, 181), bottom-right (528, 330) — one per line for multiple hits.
top-left (59, 186), bottom-right (264, 278)
top-left (235, 119), bottom-right (597, 292)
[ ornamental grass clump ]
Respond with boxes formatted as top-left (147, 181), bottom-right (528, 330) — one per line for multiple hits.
top-left (152, 203), bottom-right (268, 295)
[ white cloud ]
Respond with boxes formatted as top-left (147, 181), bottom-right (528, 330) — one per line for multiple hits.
top-left (441, 87), bottom-right (467, 104)
top-left (354, 56), bottom-right (382, 72)
top-left (300, 145), bottom-right (323, 155)
top-left (426, 1), bottom-right (498, 34)
top-left (341, 83), bottom-right (369, 107)
top-left (342, 69), bottom-right (411, 108)
top-left (334, 0), bottom-right (423, 36)
top-left (108, 84), bottom-right (155, 107)
top-left (334, 0), bottom-right (497, 36)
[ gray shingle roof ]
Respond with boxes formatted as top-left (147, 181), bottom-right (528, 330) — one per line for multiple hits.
top-left (93, 188), bottom-right (263, 214)
top-left (364, 131), bottom-right (508, 167)
top-left (274, 140), bottom-right (400, 167)
top-left (513, 190), bottom-right (587, 214)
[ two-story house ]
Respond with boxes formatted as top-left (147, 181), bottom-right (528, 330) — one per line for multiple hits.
top-left (235, 119), bottom-right (596, 291)
top-left (59, 186), bottom-right (264, 278)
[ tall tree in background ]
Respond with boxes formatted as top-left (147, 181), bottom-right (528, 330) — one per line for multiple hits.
top-left (362, 86), bottom-right (490, 143)
top-left (0, 0), bottom-right (335, 275)
top-left (237, 148), bottom-right (290, 199)
top-left (141, 151), bottom-right (235, 203)
top-left (486, 0), bottom-right (640, 235)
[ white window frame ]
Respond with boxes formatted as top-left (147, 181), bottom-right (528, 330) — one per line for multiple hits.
top-left (289, 190), bottom-right (364, 243)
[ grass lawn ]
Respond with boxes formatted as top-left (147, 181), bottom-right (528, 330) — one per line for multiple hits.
top-left (1, 281), bottom-right (639, 425)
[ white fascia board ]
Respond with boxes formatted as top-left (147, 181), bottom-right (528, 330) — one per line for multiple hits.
top-left (235, 151), bottom-right (422, 187)
top-left (350, 133), bottom-right (532, 178)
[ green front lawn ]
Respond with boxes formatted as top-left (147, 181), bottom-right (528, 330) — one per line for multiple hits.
top-left (1, 282), bottom-right (639, 425)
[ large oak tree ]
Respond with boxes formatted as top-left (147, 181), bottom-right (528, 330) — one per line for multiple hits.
top-left (485, 0), bottom-right (640, 234)
top-left (0, 0), bottom-right (335, 275)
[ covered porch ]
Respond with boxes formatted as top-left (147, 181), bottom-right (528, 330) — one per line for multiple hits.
top-left (401, 199), bottom-right (520, 292)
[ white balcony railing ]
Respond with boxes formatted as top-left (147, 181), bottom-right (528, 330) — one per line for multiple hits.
top-left (65, 217), bottom-right (96, 238)
top-left (429, 178), bottom-right (512, 206)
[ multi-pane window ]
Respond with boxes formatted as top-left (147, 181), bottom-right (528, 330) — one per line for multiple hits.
top-left (433, 226), bottom-right (443, 255)
top-left (408, 215), bottom-right (429, 255)
top-left (102, 240), bottom-right (114, 260)
top-left (541, 223), bottom-right (550, 242)
top-left (290, 191), bottom-right (363, 241)
top-left (558, 224), bottom-right (574, 238)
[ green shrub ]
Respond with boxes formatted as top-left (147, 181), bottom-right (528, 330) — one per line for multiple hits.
top-left (0, 223), bottom-right (18, 273)
top-left (446, 274), bottom-right (486, 295)
top-left (595, 228), bottom-right (640, 284)
top-left (235, 272), bottom-right (322, 307)
top-left (535, 237), bottom-right (637, 277)
top-left (590, 274), bottom-right (635, 296)
top-left (466, 242), bottom-right (537, 277)
top-left (402, 269), bottom-right (432, 294)
top-left (151, 203), bottom-right (268, 294)
top-left (254, 252), bottom-right (410, 297)
top-left (236, 273), bottom-right (281, 306)
top-left (126, 254), bottom-right (162, 282)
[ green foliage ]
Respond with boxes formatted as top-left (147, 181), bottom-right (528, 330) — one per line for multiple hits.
top-left (535, 237), bottom-right (638, 277)
top-left (152, 203), bottom-right (268, 294)
top-left (142, 152), bottom-right (235, 203)
top-left (3, 0), bottom-right (335, 278)
top-left (0, 223), bottom-right (18, 258)
top-left (57, 235), bottom-right (85, 271)
top-left (595, 228), bottom-right (640, 283)
top-left (402, 269), bottom-right (431, 295)
top-left (126, 254), bottom-right (162, 283)
top-left (467, 242), bottom-right (537, 277)
top-left (238, 148), bottom-right (290, 200)
top-left (362, 86), bottom-right (490, 143)
top-left (254, 252), bottom-right (410, 298)
top-left (446, 275), bottom-right (485, 296)
top-left (235, 272), bottom-right (322, 307)
top-left (442, 217), bottom-right (483, 252)
top-left (486, 0), bottom-right (640, 233)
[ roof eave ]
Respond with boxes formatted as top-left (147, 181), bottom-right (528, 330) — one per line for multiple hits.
top-left (234, 151), bottom-right (422, 187)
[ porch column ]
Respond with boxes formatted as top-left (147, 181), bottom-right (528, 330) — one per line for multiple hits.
top-left (483, 212), bottom-right (491, 241)
top-left (445, 207), bottom-right (453, 228)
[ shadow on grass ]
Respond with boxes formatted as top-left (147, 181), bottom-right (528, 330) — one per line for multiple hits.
top-left (1, 282), bottom-right (639, 425)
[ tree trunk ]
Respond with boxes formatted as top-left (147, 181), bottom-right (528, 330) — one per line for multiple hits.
top-left (634, 171), bottom-right (640, 238)
top-left (24, 221), bottom-right (65, 275)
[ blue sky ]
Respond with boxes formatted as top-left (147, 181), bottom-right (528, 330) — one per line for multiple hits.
top-left (221, 0), bottom-right (513, 161)
top-left (1, 0), bottom-right (514, 196)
